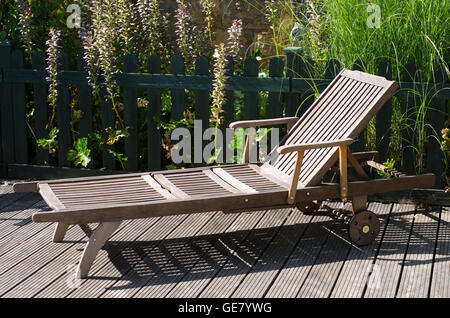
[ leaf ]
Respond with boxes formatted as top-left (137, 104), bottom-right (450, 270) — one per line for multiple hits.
top-left (37, 127), bottom-right (59, 154)
top-left (67, 137), bottom-right (91, 167)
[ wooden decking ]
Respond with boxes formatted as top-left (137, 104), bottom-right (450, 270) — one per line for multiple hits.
top-left (0, 180), bottom-right (448, 298)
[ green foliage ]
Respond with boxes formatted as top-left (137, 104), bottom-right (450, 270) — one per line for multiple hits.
top-left (37, 127), bottom-right (59, 155)
top-left (376, 158), bottom-right (396, 179)
top-left (107, 149), bottom-right (128, 170)
top-left (67, 137), bottom-right (91, 167)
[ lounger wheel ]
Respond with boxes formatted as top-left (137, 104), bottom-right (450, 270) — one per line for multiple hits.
top-left (348, 210), bottom-right (380, 246)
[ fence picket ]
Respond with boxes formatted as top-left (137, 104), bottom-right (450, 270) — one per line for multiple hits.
top-left (401, 62), bottom-right (417, 175)
top-left (77, 53), bottom-right (93, 168)
top-left (376, 60), bottom-right (392, 163)
top-left (123, 54), bottom-right (138, 171)
top-left (268, 57), bottom-right (284, 150)
top-left (56, 52), bottom-right (71, 167)
top-left (426, 66), bottom-right (446, 188)
top-left (0, 42), bottom-right (13, 175)
top-left (100, 86), bottom-right (116, 170)
top-left (284, 47), bottom-right (302, 117)
top-left (170, 55), bottom-right (185, 121)
top-left (194, 56), bottom-right (209, 165)
top-left (243, 57), bottom-right (259, 120)
top-left (297, 57), bottom-right (315, 118)
top-left (222, 56), bottom-right (234, 162)
top-left (325, 59), bottom-right (341, 79)
top-left (147, 55), bottom-right (162, 171)
top-left (11, 50), bottom-right (28, 164)
top-left (33, 51), bottom-right (49, 166)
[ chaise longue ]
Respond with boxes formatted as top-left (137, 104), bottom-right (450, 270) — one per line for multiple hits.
top-left (14, 69), bottom-right (435, 278)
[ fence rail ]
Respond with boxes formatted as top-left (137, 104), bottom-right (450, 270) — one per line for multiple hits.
top-left (0, 41), bottom-right (448, 187)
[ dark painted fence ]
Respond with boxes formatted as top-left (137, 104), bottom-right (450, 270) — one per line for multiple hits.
top-left (0, 41), bottom-right (448, 187)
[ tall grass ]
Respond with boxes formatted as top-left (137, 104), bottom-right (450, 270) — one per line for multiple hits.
top-left (316, 0), bottom-right (449, 82)
top-left (247, 0), bottom-right (449, 183)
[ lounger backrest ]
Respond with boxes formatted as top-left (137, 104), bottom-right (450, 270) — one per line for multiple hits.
top-left (269, 69), bottom-right (398, 187)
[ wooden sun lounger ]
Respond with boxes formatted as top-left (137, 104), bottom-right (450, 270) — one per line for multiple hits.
top-left (14, 69), bottom-right (435, 278)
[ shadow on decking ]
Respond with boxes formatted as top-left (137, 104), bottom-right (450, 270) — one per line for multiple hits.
top-left (95, 208), bottom-right (449, 291)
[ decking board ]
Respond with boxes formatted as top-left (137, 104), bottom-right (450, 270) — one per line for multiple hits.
top-left (364, 203), bottom-right (416, 298)
top-left (65, 214), bottom-right (190, 298)
top-left (396, 206), bottom-right (440, 298)
top-left (165, 211), bottom-right (267, 298)
top-left (330, 202), bottom-right (392, 297)
top-left (98, 212), bottom-right (217, 298)
top-left (231, 209), bottom-right (312, 298)
top-left (264, 202), bottom-right (341, 298)
top-left (198, 209), bottom-right (290, 298)
top-left (429, 207), bottom-right (449, 298)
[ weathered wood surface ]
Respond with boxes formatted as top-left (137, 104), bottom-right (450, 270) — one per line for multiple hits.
top-left (0, 183), bottom-right (448, 298)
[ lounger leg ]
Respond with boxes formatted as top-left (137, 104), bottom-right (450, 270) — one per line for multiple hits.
top-left (77, 221), bottom-right (121, 279)
top-left (53, 223), bottom-right (69, 242)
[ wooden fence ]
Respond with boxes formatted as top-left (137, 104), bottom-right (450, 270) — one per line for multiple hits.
top-left (0, 41), bottom-right (448, 187)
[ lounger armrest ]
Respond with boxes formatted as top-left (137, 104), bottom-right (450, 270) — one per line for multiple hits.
top-left (277, 138), bottom-right (354, 155)
top-left (229, 117), bottom-right (299, 130)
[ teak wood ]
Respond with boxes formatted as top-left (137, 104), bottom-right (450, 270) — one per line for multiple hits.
top-left (13, 69), bottom-right (435, 278)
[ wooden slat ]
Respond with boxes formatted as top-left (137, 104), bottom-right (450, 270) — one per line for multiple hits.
top-left (153, 173), bottom-right (190, 199)
top-left (212, 167), bottom-right (257, 194)
top-left (141, 175), bottom-right (177, 199)
top-left (202, 170), bottom-right (241, 194)
top-left (221, 56), bottom-right (234, 161)
top-left (342, 68), bottom-right (393, 88)
top-left (39, 183), bottom-right (65, 210)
